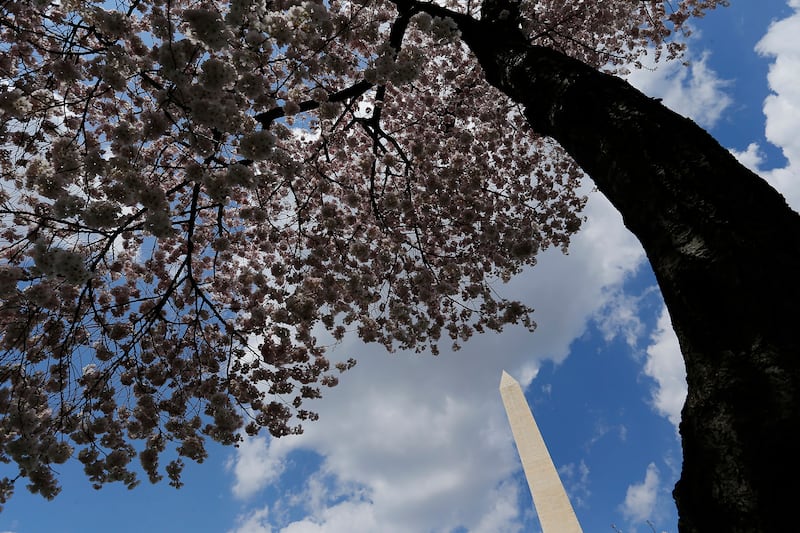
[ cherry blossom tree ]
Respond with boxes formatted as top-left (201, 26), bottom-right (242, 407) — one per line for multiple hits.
top-left (2, 0), bottom-right (797, 531)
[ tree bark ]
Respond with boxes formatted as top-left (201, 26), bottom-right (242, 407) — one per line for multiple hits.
top-left (456, 13), bottom-right (800, 533)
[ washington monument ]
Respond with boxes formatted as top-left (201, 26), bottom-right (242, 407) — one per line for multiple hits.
top-left (499, 370), bottom-right (583, 533)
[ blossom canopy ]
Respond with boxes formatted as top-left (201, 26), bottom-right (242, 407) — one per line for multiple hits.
top-left (0, 0), bottom-right (722, 506)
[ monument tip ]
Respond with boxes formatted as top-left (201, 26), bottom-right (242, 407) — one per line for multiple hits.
top-left (500, 370), bottom-right (518, 389)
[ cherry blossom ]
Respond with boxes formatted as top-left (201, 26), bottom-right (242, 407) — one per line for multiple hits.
top-left (0, 0), bottom-right (724, 506)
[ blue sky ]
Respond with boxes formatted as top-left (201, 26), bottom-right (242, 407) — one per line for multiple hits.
top-left (2, 2), bottom-right (800, 532)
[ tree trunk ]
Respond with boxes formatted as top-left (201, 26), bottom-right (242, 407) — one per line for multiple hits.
top-left (459, 14), bottom-right (800, 533)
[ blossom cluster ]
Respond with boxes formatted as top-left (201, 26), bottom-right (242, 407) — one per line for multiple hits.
top-left (31, 242), bottom-right (90, 285)
top-left (0, 0), bottom-right (724, 508)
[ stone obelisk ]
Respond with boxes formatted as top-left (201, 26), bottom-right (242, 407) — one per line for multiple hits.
top-left (500, 370), bottom-right (582, 533)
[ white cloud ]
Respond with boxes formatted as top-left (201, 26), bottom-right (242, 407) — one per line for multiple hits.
top-left (621, 463), bottom-right (660, 524)
top-left (559, 460), bottom-right (591, 508)
top-left (625, 51), bottom-right (732, 128)
top-left (730, 142), bottom-right (765, 172)
top-left (227, 188), bottom-right (646, 532)
top-left (586, 419), bottom-right (628, 450)
top-left (278, 501), bottom-right (381, 533)
top-left (229, 506), bottom-right (273, 533)
top-left (468, 482), bottom-right (525, 533)
top-left (229, 435), bottom-right (288, 499)
top-left (757, 12), bottom-right (800, 163)
top-left (594, 286), bottom-right (659, 348)
top-left (644, 306), bottom-right (687, 431)
top-left (742, 2), bottom-right (800, 211)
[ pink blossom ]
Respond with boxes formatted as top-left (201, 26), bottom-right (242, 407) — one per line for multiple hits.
top-left (0, 0), bottom-right (722, 505)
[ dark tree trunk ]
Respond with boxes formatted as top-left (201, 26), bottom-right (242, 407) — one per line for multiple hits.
top-left (455, 11), bottom-right (800, 533)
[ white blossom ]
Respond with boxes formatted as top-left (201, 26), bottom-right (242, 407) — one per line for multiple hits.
top-left (183, 8), bottom-right (230, 50)
top-left (200, 58), bottom-right (235, 90)
top-left (239, 130), bottom-right (276, 160)
top-left (32, 242), bottom-right (90, 284)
